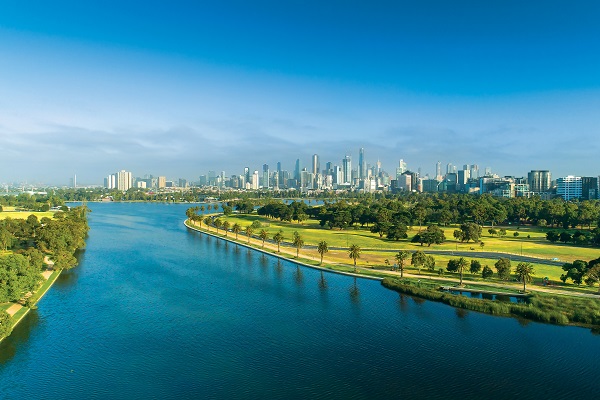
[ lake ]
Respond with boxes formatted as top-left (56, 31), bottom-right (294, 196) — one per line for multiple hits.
top-left (0, 202), bottom-right (598, 399)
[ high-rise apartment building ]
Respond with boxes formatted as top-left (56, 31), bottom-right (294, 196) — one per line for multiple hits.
top-left (359, 148), bottom-right (366, 179)
top-left (252, 171), bottom-right (259, 190)
top-left (527, 170), bottom-right (551, 193)
top-left (263, 164), bottom-right (269, 189)
top-left (557, 176), bottom-right (582, 201)
top-left (312, 154), bottom-right (319, 175)
top-left (116, 170), bottom-right (133, 191)
top-left (158, 176), bottom-right (166, 188)
top-left (436, 161), bottom-right (442, 181)
top-left (342, 155), bottom-right (352, 185)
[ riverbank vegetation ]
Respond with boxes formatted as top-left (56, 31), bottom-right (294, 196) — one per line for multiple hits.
top-left (381, 278), bottom-right (600, 328)
top-left (0, 205), bottom-right (89, 341)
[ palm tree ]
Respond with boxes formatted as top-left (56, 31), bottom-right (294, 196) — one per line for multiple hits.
top-left (457, 257), bottom-right (469, 286)
top-left (232, 223), bottom-right (241, 240)
top-left (214, 219), bottom-right (223, 234)
top-left (292, 231), bottom-right (304, 258)
top-left (395, 250), bottom-right (410, 278)
top-left (222, 221), bottom-right (230, 237)
top-left (348, 244), bottom-right (361, 272)
top-left (203, 216), bottom-right (212, 231)
top-left (200, 206), bottom-right (205, 212)
top-left (258, 229), bottom-right (269, 248)
top-left (273, 230), bottom-right (284, 252)
top-left (245, 226), bottom-right (254, 243)
top-left (515, 262), bottom-right (535, 292)
top-left (317, 240), bottom-right (328, 265)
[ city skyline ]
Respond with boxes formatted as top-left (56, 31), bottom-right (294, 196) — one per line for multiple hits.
top-left (1, 2), bottom-right (599, 184)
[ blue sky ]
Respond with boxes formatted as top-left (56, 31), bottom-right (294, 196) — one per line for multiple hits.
top-left (0, 0), bottom-right (599, 185)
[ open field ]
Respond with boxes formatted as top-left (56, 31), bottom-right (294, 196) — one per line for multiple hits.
top-left (217, 214), bottom-right (600, 262)
top-left (0, 206), bottom-right (55, 220)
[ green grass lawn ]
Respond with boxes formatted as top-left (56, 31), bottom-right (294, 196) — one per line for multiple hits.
top-left (0, 207), bottom-right (55, 220)
top-left (217, 214), bottom-right (600, 263)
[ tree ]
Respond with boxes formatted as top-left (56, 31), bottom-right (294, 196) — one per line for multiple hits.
top-left (222, 205), bottom-right (233, 216)
top-left (488, 228), bottom-right (498, 237)
top-left (232, 223), bottom-right (241, 240)
top-left (546, 231), bottom-right (559, 243)
top-left (413, 225), bottom-right (445, 246)
top-left (259, 229), bottom-right (269, 248)
top-left (498, 228), bottom-right (507, 238)
top-left (515, 262), bottom-right (535, 292)
top-left (214, 219), bottom-right (222, 234)
top-left (348, 244), bottom-right (361, 272)
top-left (0, 311), bottom-right (11, 341)
top-left (411, 250), bottom-right (426, 274)
top-left (482, 265), bottom-right (494, 279)
top-left (456, 257), bottom-right (469, 286)
top-left (586, 261), bottom-right (600, 293)
top-left (0, 227), bottom-right (14, 251)
top-left (292, 231), bottom-right (304, 258)
top-left (395, 250), bottom-right (410, 278)
top-left (245, 226), bottom-right (254, 243)
top-left (387, 223), bottom-right (408, 241)
top-left (203, 216), bottom-right (212, 231)
top-left (457, 223), bottom-right (482, 243)
top-left (273, 230), bottom-right (284, 252)
top-left (559, 231), bottom-right (572, 243)
top-left (424, 255), bottom-right (436, 272)
top-left (222, 220), bottom-right (230, 236)
top-left (470, 260), bottom-right (482, 274)
top-left (479, 241), bottom-right (485, 249)
top-left (560, 260), bottom-right (588, 285)
top-left (317, 240), bottom-right (328, 265)
top-left (495, 258), bottom-right (512, 280)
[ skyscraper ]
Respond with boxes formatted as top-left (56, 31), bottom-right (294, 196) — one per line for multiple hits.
top-left (436, 161), bottom-right (441, 180)
top-left (262, 164), bottom-right (269, 189)
top-left (359, 148), bottom-right (366, 179)
top-left (312, 154), bottom-right (319, 175)
top-left (342, 155), bottom-right (352, 184)
top-left (294, 159), bottom-right (301, 182)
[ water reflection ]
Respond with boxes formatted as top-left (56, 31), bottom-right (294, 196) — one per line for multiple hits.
top-left (349, 278), bottom-right (360, 304)
top-left (293, 266), bottom-right (304, 286)
top-left (0, 309), bottom-right (40, 365)
top-left (273, 260), bottom-right (283, 282)
top-left (397, 294), bottom-right (408, 313)
top-left (455, 308), bottom-right (469, 319)
top-left (318, 271), bottom-right (328, 291)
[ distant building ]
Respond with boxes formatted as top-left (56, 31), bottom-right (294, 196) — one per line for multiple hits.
top-left (158, 176), bottom-right (166, 188)
top-left (342, 156), bottom-right (352, 185)
top-left (581, 176), bottom-right (598, 200)
top-left (556, 176), bottom-right (582, 201)
top-left (116, 170), bottom-right (133, 191)
top-left (527, 170), bottom-right (551, 193)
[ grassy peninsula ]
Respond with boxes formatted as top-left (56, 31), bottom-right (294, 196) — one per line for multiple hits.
top-left (185, 198), bottom-right (600, 329)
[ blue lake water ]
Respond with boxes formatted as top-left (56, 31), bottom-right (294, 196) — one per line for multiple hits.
top-left (0, 202), bottom-right (599, 399)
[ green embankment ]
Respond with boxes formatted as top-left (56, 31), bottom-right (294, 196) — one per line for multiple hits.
top-left (382, 278), bottom-right (600, 328)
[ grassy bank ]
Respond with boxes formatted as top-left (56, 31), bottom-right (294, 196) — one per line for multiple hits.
top-left (382, 278), bottom-right (600, 328)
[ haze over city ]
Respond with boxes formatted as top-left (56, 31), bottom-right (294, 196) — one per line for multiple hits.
top-left (1, 1), bottom-right (599, 185)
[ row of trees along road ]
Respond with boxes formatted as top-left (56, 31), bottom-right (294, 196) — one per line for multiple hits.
top-left (0, 206), bottom-right (89, 340)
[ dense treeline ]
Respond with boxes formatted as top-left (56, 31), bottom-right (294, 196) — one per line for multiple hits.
top-left (253, 194), bottom-right (600, 246)
top-left (0, 206), bottom-right (89, 339)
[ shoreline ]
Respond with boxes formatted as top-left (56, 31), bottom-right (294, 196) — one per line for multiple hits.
top-left (184, 220), bottom-right (382, 282)
top-left (0, 267), bottom-right (63, 344)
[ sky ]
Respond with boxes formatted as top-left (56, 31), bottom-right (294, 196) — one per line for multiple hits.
top-left (0, 0), bottom-right (599, 185)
